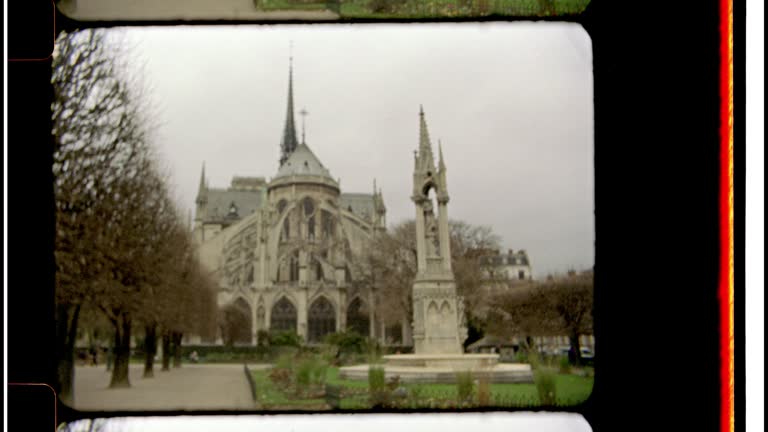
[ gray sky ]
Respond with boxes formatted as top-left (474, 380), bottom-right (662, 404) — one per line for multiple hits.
top-left (120, 23), bottom-right (594, 278)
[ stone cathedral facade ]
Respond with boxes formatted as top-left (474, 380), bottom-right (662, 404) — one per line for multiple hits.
top-left (193, 63), bottom-right (388, 345)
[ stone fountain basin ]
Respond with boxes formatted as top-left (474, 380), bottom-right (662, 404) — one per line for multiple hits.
top-left (338, 354), bottom-right (534, 384)
top-left (382, 353), bottom-right (500, 369)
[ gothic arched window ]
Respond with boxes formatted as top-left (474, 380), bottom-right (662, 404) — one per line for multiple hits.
top-left (303, 197), bottom-right (315, 216)
top-left (321, 210), bottom-right (335, 238)
top-left (308, 297), bottom-right (336, 343)
top-left (222, 298), bottom-right (251, 345)
top-left (289, 253), bottom-right (299, 282)
top-left (277, 199), bottom-right (287, 214)
top-left (315, 258), bottom-right (324, 281)
top-left (246, 265), bottom-right (254, 283)
top-left (270, 297), bottom-right (297, 333)
top-left (308, 215), bottom-right (315, 240)
top-left (257, 306), bottom-right (265, 330)
top-left (346, 297), bottom-right (369, 337)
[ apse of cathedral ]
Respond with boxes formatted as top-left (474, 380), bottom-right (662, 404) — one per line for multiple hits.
top-left (192, 61), bottom-right (389, 345)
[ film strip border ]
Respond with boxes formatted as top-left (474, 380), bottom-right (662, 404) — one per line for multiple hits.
top-left (718, 0), bottom-right (734, 431)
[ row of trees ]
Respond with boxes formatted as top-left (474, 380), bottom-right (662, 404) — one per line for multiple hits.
top-left (487, 270), bottom-right (594, 364)
top-left (349, 219), bottom-right (507, 347)
top-left (53, 29), bottom-right (218, 405)
top-left (351, 219), bottom-right (593, 363)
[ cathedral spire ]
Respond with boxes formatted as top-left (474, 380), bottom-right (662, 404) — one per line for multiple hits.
top-left (197, 162), bottom-right (207, 200)
top-left (279, 55), bottom-right (299, 166)
top-left (195, 162), bottom-right (208, 222)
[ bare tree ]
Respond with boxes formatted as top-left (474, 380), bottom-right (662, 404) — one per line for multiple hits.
top-left (486, 282), bottom-right (546, 342)
top-left (490, 270), bottom-right (594, 364)
top-left (536, 270), bottom-right (593, 365)
top-left (155, 232), bottom-right (218, 369)
top-left (53, 28), bottom-right (218, 395)
top-left (90, 160), bottom-right (171, 387)
top-left (131, 194), bottom-right (187, 378)
top-left (346, 221), bottom-right (416, 343)
top-left (52, 28), bottom-right (155, 400)
top-left (349, 219), bottom-right (502, 347)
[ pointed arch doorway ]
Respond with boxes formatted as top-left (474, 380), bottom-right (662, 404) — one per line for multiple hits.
top-left (308, 297), bottom-right (336, 344)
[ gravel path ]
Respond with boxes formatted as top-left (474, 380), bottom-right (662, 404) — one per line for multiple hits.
top-left (73, 364), bottom-right (269, 411)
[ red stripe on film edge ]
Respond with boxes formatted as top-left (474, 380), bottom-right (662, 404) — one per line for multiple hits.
top-left (718, 0), bottom-right (733, 431)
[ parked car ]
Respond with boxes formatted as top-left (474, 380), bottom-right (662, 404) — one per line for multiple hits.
top-left (553, 346), bottom-right (594, 360)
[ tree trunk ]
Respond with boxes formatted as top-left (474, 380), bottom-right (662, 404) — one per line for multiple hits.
top-left (569, 332), bottom-right (582, 367)
top-left (56, 304), bottom-right (81, 406)
top-left (172, 332), bottom-right (183, 368)
top-left (106, 338), bottom-right (113, 372)
top-left (161, 330), bottom-right (172, 371)
top-left (143, 323), bottom-right (157, 378)
top-left (109, 312), bottom-right (132, 388)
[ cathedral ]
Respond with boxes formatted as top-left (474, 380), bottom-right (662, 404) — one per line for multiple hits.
top-left (193, 62), bottom-right (389, 345)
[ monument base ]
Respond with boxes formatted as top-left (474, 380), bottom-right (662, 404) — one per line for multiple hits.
top-left (338, 353), bottom-right (534, 384)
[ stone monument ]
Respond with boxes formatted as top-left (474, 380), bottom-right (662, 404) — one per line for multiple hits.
top-left (409, 105), bottom-right (466, 355)
top-left (339, 107), bottom-right (533, 384)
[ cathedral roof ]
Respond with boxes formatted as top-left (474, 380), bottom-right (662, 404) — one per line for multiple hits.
top-left (204, 188), bottom-right (263, 222)
top-left (273, 142), bottom-right (336, 184)
top-left (339, 193), bottom-right (375, 221)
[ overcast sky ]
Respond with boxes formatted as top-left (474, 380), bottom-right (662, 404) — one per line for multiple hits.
top-left (119, 23), bottom-right (593, 278)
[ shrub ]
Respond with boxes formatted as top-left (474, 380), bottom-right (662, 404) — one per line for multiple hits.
top-left (295, 359), bottom-right (313, 392)
top-left (455, 371), bottom-right (475, 404)
top-left (558, 355), bottom-right (572, 374)
top-left (324, 331), bottom-right (368, 354)
top-left (274, 352), bottom-right (295, 370)
top-left (368, 366), bottom-right (386, 391)
top-left (270, 331), bottom-right (302, 347)
top-left (269, 367), bottom-right (292, 388)
top-left (529, 349), bottom-right (542, 366)
top-left (313, 357), bottom-right (328, 385)
top-left (271, 345), bottom-right (300, 361)
top-left (515, 349), bottom-right (528, 364)
top-left (178, 344), bottom-right (270, 362)
top-left (405, 385), bottom-right (423, 408)
top-left (368, 366), bottom-right (388, 406)
top-left (367, 0), bottom-right (405, 13)
top-left (367, 340), bottom-right (384, 364)
top-left (257, 330), bottom-right (270, 347)
top-left (534, 368), bottom-right (557, 406)
top-left (291, 354), bottom-right (329, 396)
top-left (324, 331), bottom-right (370, 365)
top-left (477, 376), bottom-right (491, 406)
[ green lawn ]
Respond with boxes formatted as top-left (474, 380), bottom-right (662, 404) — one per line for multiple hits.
top-left (251, 366), bottom-right (593, 410)
top-left (251, 367), bottom-right (328, 409)
top-left (254, 0), bottom-right (590, 18)
top-left (257, 0), bottom-right (329, 11)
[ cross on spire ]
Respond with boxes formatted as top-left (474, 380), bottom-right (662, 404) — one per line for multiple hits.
top-left (299, 107), bottom-right (308, 144)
